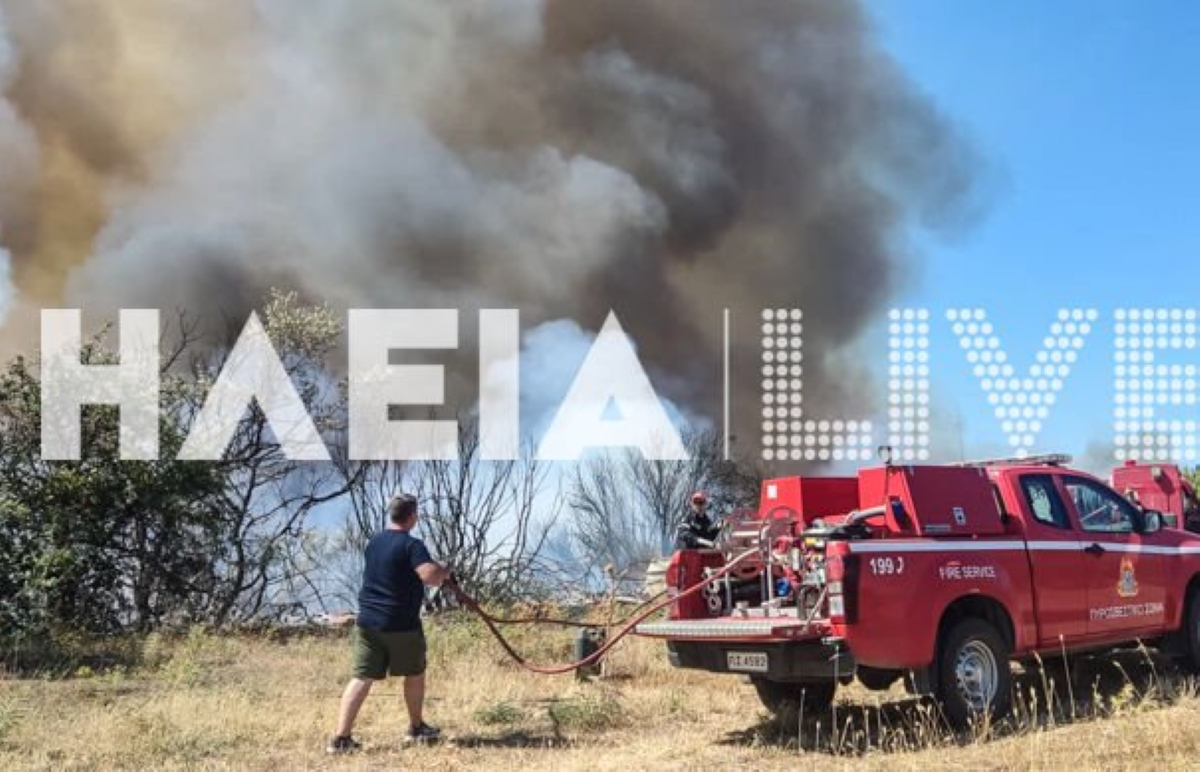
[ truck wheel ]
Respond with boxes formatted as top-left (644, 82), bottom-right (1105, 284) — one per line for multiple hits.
top-left (935, 618), bottom-right (1012, 730)
top-left (751, 677), bottom-right (836, 721)
top-left (1179, 589), bottom-right (1200, 672)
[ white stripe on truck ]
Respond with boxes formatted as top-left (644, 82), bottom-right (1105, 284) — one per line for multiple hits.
top-left (846, 540), bottom-right (1200, 555)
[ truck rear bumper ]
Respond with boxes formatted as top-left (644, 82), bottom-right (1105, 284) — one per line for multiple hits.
top-left (635, 617), bottom-right (826, 641)
top-left (666, 639), bottom-right (854, 681)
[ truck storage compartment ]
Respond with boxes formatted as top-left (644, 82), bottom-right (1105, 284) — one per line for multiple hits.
top-left (758, 476), bottom-right (859, 526)
top-left (857, 465), bottom-right (1005, 536)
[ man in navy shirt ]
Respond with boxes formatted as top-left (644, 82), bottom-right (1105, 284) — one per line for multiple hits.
top-left (328, 494), bottom-right (452, 753)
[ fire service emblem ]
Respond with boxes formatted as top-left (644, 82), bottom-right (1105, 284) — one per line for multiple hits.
top-left (1117, 557), bottom-right (1139, 599)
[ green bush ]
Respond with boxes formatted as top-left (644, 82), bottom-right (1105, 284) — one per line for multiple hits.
top-left (548, 692), bottom-right (624, 733)
top-left (474, 700), bottom-right (524, 726)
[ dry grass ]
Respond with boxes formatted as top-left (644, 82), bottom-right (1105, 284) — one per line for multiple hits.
top-left (3, 617), bottom-right (1200, 771)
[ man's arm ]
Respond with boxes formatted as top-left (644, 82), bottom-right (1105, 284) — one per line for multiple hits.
top-left (673, 519), bottom-right (695, 550)
top-left (410, 538), bottom-right (452, 587)
top-left (415, 561), bottom-right (452, 588)
top-left (674, 519), bottom-right (714, 550)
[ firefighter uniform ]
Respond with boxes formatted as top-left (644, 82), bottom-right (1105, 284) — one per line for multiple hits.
top-left (674, 510), bottom-right (720, 550)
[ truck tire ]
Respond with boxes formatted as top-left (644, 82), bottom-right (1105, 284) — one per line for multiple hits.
top-left (935, 618), bottom-right (1012, 730)
top-left (751, 677), bottom-right (836, 722)
top-left (1179, 589), bottom-right (1200, 672)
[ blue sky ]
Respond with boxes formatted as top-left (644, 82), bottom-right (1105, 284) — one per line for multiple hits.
top-left (862, 0), bottom-right (1200, 469)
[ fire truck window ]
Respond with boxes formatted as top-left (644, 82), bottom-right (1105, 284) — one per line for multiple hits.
top-left (1065, 477), bottom-right (1136, 534)
top-left (1021, 475), bottom-right (1069, 529)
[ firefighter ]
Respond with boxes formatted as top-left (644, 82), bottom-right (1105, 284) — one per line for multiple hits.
top-left (674, 490), bottom-right (721, 550)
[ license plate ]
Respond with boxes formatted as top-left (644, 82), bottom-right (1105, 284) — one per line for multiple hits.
top-left (726, 651), bottom-right (769, 673)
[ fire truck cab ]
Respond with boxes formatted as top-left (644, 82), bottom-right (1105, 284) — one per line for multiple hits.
top-left (635, 454), bottom-right (1200, 728)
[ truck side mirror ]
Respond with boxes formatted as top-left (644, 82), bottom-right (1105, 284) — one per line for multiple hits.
top-left (1142, 510), bottom-right (1164, 534)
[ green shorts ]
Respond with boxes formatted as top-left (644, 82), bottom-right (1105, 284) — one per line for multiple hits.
top-left (351, 626), bottom-right (427, 679)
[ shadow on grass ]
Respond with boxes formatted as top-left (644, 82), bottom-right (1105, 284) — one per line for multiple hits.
top-left (450, 730), bottom-right (571, 749)
top-left (721, 648), bottom-right (1194, 755)
top-left (454, 692), bottom-right (625, 750)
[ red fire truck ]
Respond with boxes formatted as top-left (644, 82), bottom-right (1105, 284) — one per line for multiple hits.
top-left (1111, 460), bottom-right (1200, 532)
top-left (635, 454), bottom-right (1200, 728)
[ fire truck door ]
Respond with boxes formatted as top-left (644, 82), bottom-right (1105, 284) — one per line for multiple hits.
top-left (1062, 475), bottom-right (1167, 639)
top-left (1017, 474), bottom-right (1089, 644)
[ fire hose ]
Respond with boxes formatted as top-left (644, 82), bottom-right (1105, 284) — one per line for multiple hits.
top-left (445, 548), bottom-right (757, 675)
top-left (459, 589), bottom-right (668, 630)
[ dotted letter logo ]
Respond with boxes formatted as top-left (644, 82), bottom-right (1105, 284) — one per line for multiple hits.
top-left (1114, 309), bottom-right (1200, 463)
top-left (760, 308), bottom-right (872, 462)
top-left (887, 309), bottom-right (931, 461)
top-left (949, 308), bottom-right (1097, 456)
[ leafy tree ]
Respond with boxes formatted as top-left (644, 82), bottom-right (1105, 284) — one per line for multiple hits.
top-left (0, 290), bottom-right (351, 643)
top-left (0, 346), bottom-right (224, 638)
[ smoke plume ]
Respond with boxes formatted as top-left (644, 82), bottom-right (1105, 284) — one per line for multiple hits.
top-left (0, 1), bottom-right (976, 449)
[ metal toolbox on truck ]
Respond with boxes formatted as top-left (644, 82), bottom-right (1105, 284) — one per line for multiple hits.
top-left (758, 476), bottom-right (859, 526)
top-left (857, 465), bottom-right (1005, 536)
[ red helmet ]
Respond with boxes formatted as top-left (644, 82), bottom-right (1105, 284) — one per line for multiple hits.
top-left (691, 490), bottom-right (708, 505)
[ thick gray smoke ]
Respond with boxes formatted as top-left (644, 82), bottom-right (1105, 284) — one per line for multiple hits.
top-left (0, 0), bottom-right (975, 446)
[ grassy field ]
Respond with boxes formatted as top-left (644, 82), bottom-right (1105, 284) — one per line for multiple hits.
top-left (3, 615), bottom-right (1200, 770)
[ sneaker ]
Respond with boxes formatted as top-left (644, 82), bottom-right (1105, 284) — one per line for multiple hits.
top-left (326, 735), bottom-right (362, 755)
top-left (404, 722), bottom-right (441, 745)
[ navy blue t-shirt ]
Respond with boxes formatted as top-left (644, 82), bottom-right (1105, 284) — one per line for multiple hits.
top-left (356, 530), bottom-right (434, 632)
